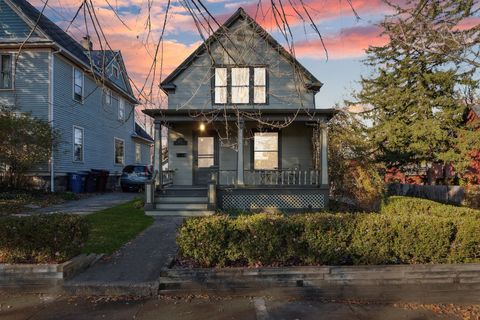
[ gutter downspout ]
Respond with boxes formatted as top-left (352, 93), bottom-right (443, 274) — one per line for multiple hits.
top-left (49, 49), bottom-right (61, 192)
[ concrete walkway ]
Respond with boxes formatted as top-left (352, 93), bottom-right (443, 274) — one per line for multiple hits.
top-left (65, 217), bottom-right (183, 295)
top-left (32, 192), bottom-right (139, 215)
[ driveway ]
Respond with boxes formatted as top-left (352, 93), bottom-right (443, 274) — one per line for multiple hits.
top-left (31, 192), bottom-right (139, 215)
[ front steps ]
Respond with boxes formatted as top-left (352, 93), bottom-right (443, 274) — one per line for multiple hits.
top-left (145, 187), bottom-right (214, 216)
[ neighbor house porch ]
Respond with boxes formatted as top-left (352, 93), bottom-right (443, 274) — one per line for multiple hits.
top-left (144, 109), bottom-right (333, 214)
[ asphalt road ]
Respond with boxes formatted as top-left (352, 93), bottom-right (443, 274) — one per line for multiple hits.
top-left (0, 293), bottom-right (478, 320)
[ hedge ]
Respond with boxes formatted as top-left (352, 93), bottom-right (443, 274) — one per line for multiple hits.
top-left (382, 196), bottom-right (480, 219)
top-left (177, 212), bottom-right (480, 267)
top-left (0, 214), bottom-right (89, 264)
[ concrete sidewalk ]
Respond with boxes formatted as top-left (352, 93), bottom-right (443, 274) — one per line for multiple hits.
top-left (32, 192), bottom-right (139, 215)
top-left (64, 217), bottom-right (182, 296)
top-left (0, 293), bottom-right (473, 320)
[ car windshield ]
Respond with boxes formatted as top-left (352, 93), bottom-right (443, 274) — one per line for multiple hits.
top-left (123, 166), bottom-right (148, 174)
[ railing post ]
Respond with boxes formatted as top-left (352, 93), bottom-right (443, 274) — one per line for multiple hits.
top-left (208, 168), bottom-right (217, 211)
top-left (153, 122), bottom-right (162, 188)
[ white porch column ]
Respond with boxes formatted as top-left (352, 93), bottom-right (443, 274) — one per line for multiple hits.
top-left (320, 124), bottom-right (328, 186)
top-left (236, 119), bottom-right (244, 185)
top-left (153, 122), bottom-right (162, 187)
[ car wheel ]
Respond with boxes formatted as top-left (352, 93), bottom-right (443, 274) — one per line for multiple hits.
top-left (122, 186), bottom-right (129, 192)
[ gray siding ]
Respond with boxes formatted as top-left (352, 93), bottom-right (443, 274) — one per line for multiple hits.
top-left (53, 54), bottom-right (136, 175)
top-left (0, 0), bottom-right (44, 40)
top-left (167, 18), bottom-right (315, 111)
top-left (0, 50), bottom-right (49, 121)
top-left (107, 60), bottom-right (129, 93)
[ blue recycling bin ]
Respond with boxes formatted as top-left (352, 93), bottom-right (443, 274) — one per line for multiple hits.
top-left (68, 173), bottom-right (83, 193)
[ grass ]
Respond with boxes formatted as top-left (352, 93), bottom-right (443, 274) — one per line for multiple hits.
top-left (0, 190), bottom-right (78, 215)
top-left (82, 199), bottom-right (154, 254)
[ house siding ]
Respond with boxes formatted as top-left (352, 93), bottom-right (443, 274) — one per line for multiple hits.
top-left (167, 18), bottom-right (315, 111)
top-left (0, 0), bottom-right (44, 40)
top-left (53, 54), bottom-right (136, 175)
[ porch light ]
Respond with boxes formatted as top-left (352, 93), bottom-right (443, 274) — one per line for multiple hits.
top-left (199, 123), bottom-right (206, 132)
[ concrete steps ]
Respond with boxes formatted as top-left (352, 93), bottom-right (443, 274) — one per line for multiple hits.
top-left (147, 187), bottom-right (213, 217)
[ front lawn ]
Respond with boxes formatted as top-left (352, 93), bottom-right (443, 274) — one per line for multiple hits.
top-left (177, 196), bottom-right (480, 267)
top-left (82, 199), bottom-right (154, 254)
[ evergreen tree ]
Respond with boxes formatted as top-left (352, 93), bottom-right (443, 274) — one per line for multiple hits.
top-left (356, 0), bottom-right (480, 173)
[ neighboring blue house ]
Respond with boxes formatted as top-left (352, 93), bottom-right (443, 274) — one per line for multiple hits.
top-left (0, 0), bottom-right (152, 191)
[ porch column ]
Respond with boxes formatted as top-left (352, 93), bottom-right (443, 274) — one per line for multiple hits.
top-left (320, 124), bottom-right (328, 185)
top-left (153, 122), bottom-right (162, 187)
top-left (236, 119), bottom-right (245, 185)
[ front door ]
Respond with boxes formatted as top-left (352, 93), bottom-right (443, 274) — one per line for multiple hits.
top-left (193, 133), bottom-right (218, 185)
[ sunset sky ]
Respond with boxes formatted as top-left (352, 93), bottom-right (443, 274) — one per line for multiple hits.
top-left (33, 0), bottom-right (395, 109)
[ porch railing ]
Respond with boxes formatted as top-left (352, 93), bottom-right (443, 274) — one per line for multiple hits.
top-left (218, 169), bottom-right (321, 186)
top-left (162, 170), bottom-right (174, 187)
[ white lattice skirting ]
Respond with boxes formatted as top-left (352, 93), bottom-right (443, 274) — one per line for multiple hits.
top-left (221, 193), bottom-right (325, 210)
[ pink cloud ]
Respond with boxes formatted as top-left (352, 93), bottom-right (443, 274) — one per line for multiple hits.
top-left (295, 25), bottom-right (387, 59)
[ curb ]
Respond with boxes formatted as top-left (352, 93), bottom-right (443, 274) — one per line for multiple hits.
top-left (63, 280), bottom-right (160, 297)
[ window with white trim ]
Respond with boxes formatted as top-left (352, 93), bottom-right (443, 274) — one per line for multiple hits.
top-left (73, 67), bottom-right (83, 102)
top-left (114, 138), bottom-right (124, 165)
top-left (104, 88), bottom-right (111, 105)
top-left (135, 143), bottom-right (141, 163)
top-left (73, 126), bottom-right (84, 162)
top-left (213, 66), bottom-right (267, 105)
top-left (118, 98), bottom-right (125, 121)
top-left (112, 65), bottom-right (119, 79)
top-left (253, 132), bottom-right (278, 170)
top-left (0, 54), bottom-right (12, 89)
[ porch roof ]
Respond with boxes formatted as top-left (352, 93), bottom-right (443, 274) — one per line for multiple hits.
top-left (143, 108), bottom-right (337, 123)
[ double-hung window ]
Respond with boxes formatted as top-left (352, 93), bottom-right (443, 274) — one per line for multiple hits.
top-left (114, 138), bottom-right (125, 165)
top-left (73, 126), bottom-right (84, 162)
top-left (0, 54), bottom-right (12, 89)
top-left (253, 132), bottom-right (279, 170)
top-left (118, 98), bottom-right (125, 121)
top-left (213, 66), bottom-right (267, 105)
top-left (73, 67), bottom-right (84, 102)
top-left (104, 88), bottom-right (111, 105)
top-left (135, 143), bottom-right (141, 163)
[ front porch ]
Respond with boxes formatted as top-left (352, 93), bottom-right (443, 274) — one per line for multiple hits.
top-left (144, 109), bottom-right (332, 214)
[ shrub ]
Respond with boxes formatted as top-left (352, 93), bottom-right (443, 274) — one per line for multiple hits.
top-left (0, 214), bottom-right (89, 264)
top-left (449, 217), bottom-right (480, 263)
top-left (382, 196), bottom-right (480, 219)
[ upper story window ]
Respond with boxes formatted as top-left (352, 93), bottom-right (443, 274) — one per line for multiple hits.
top-left (0, 54), bottom-right (12, 89)
top-left (118, 98), bottom-right (125, 121)
top-left (104, 88), bottom-right (111, 105)
top-left (73, 126), bottom-right (84, 162)
top-left (73, 67), bottom-right (84, 102)
top-left (112, 65), bottom-right (119, 79)
top-left (213, 66), bottom-right (267, 105)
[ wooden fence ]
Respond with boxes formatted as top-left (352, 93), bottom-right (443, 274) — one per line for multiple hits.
top-left (387, 183), bottom-right (464, 205)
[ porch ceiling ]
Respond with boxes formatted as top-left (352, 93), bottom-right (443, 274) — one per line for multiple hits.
top-left (143, 108), bottom-right (337, 124)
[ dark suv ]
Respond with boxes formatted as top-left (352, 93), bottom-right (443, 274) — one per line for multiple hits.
top-left (120, 165), bottom-right (152, 192)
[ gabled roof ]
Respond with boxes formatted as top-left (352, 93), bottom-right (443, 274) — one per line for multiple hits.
top-left (132, 122), bottom-right (154, 143)
top-left (5, 0), bottom-right (138, 103)
top-left (160, 7), bottom-right (323, 93)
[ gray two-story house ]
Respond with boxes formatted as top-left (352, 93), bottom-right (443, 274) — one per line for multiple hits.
top-left (144, 8), bottom-right (335, 215)
top-left (0, 0), bottom-right (152, 191)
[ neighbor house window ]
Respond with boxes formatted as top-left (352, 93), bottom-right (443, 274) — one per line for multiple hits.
top-left (114, 138), bottom-right (124, 165)
top-left (135, 143), bottom-right (141, 163)
top-left (0, 54), bottom-right (12, 89)
top-left (73, 126), bottom-right (84, 162)
top-left (73, 67), bottom-right (84, 102)
top-left (112, 65), bottom-right (119, 79)
top-left (213, 66), bottom-right (267, 105)
top-left (104, 88), bottom-right (111, 105)
top-left (254, 132), bottom-right (278, 170)
top-left (118, 98), bottom-right (125, 121)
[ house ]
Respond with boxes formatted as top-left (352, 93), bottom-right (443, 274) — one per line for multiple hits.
top-left (143, 8), bottom-right (335, 215)
top-left (0, 0), bottom-right (153, 191)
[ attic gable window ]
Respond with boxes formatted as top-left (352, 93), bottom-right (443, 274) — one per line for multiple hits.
top-left (0, 54), bottom-right (12, 89)
top-left (213, 66), bottom-right (267, 105)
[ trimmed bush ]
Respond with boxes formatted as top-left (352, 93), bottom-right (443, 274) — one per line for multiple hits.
top-left (0, 214), bottom-right (89, 264)
top-left (382, 196), bottom-right (480, 219)
top-left (449, 217), bottom-right (480, 263)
